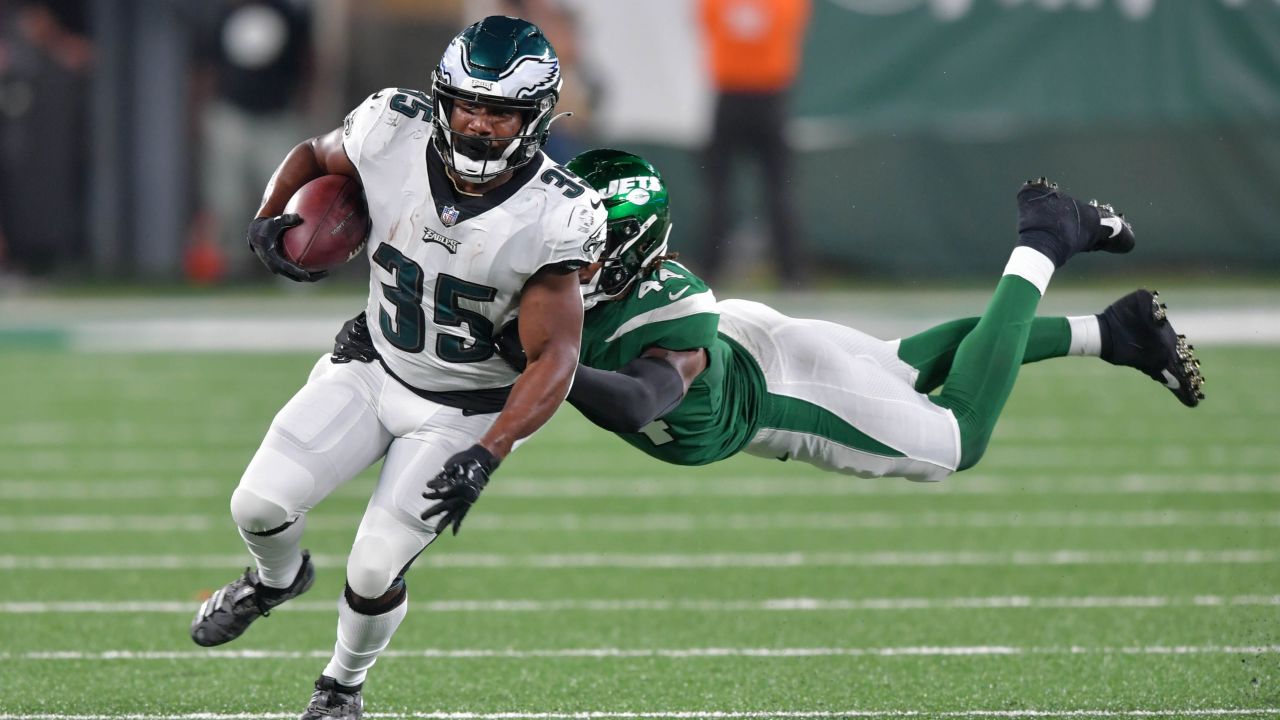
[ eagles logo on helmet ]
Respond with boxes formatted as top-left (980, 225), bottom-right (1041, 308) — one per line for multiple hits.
top-left (431, 16), bottom-right (565, 183)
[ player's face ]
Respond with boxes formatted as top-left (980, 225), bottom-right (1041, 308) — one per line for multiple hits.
top-left (449, 100), bottom-right (524, 158)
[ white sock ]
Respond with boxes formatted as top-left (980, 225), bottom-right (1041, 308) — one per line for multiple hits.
top-left (1067, 315), bottom-right (1103, 357)
top-left (322, 591), bottom-right (409, 687)
top-left (238, 517), bottom-right (306, 589)
top-left (1002, 246), bottom-right (1056, 296)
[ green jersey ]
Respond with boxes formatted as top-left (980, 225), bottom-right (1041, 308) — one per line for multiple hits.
top-left (579, 261), bottom-right (766, 465)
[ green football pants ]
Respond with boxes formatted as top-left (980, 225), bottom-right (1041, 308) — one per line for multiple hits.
top-left (904, 276), bottom-right (1056, 470)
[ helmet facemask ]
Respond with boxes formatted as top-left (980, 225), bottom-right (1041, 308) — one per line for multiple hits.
top-left (581, 209), bottom-right (672, 311)
top-left (431, 17), bottom-right (563, 184)
top-left (431, 78), bottom-right (558, 183)
top-left (568, 149), bottom-right (674, 311)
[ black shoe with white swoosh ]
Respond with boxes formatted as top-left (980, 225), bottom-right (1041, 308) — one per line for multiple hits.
top-left (1016, 177), bottom-right (1136, 267)
top-left (189, 550), bottom-right (315, 647)
top-left (1099, 289), bottom-right (1205, 408)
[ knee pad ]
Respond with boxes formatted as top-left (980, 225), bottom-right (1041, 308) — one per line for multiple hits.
top-left (232, 445), bottom-right (318, 532)
top-left (346, 534), bottom-right (399, 599)
top-left (229, 486), bottom-right (289, 534)
top-left (345, 578), bottom-right (407, 615)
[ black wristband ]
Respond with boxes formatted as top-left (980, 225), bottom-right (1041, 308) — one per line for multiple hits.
top-left (456, 443), bottom-right (500, 474)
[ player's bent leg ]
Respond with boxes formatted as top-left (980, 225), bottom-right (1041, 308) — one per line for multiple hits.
top-left (314, 408), bottom-right (498, 699)
top-left (923, 178), bottom-right (1138, 470)
top-left (192, 358), bottom-right (392, 647)
top-left (745, 391), bottom-right (960, 482)
top-left (236, 356), bottom-right (391, 566)
top-left (725, 305), bottom-right (962, 482)
top-left (302, 580), bottom-right (406, 720)
top-left (899, 317), bottom-right (1086, 394)
top-left (927, 275), bottom-right (1040, 471)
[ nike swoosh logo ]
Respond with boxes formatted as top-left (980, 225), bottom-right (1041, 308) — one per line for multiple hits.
top-left (372, 91), bottom-right (385, 99)
top-left (590, 198), bottom-right (602, 209)
top-left (1099, 216), bottom-right (1124, 238)
top-left (668, 287), bottom-right (690, 301)
top-left (1161, 369), bottom-right (1181, 389)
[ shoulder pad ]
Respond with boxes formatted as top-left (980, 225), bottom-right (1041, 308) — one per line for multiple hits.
top-left (531, 178), bottom-right (606, 272)
top-left (342, 88), bottom-right (432, 170)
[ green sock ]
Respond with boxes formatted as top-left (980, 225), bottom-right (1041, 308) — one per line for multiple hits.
top-left (900, 316), bottom-right (1071, 394)
top-left (927, 275), bottom-right (1043, 470)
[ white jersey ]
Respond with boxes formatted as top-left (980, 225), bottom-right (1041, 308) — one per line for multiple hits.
top-left (342, 88), bottom-right (606, 394)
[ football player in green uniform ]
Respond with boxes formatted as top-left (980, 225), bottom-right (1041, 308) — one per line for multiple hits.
top-left (496, 149), bottom-right (1203, 479)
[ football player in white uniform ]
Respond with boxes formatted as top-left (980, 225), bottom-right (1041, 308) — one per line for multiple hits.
top-left (189, 17), bottom-right (605, 720)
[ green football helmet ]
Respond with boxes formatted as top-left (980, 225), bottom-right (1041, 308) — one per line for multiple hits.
top-left (432, 16), bottom-right (562, 183)
top-left (566, 149), bottom-right (672, 310)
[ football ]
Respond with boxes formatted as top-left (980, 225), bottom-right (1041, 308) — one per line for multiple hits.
top-left (281, 175), bottom-right (371, 271)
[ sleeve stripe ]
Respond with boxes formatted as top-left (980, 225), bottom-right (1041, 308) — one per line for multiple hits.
top-left (605, 289), bottom-right (719, 343)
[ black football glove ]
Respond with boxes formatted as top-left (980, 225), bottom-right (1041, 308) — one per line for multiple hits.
top-left (246, 214), bottom-right (328, 282)
top-left (332, 312), bottom-right (379, 364)
top-left (421, 444), bottom-right (500, 535)
top-left (493, 318), bottom-right (527, 373)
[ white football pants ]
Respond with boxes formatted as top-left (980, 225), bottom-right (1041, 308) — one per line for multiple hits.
top-left (716, 299), bottom-right (962, 482)
top-left (231, 355), bottom-right (498, 598)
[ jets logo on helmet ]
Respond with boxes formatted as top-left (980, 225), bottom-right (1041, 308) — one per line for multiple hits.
top-left (566, 149), bottom-right (673, 310)
top-left (431, 17), bottom-right (564, 183)
top-left (602, 176), bottom-right (663, 208)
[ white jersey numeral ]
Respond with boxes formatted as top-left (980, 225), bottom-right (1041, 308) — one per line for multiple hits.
top-left (639, 419), bottom-right (674, 445)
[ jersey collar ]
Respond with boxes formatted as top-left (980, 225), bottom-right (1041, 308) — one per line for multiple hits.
top-left (426, 144), bottom-right (543, 227)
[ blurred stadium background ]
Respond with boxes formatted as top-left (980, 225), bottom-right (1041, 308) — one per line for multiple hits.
top-left (2, 0), bottom-right (1279, 716)
top-left (2, 0), bottom-right (1278, 287)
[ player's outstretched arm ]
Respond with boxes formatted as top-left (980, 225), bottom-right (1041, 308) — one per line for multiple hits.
top-left (492, 319), bottom-right (707, 434)
top-left (567, 347), bottom-right (704, 433)
top-left (422, 265), bottom-right (584, 535)
top-left (247, 127), bottom-right (357, 282)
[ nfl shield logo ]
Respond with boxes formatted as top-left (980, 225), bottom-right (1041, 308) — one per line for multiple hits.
top-left (440, 205), bottom-right (461, 227)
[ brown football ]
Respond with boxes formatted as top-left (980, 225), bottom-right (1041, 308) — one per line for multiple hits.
top-left (281, 175), bottom-right (370, 271)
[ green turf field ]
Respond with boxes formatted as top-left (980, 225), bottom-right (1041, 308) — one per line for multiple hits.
top-left (0, 347), bottom-right (1277, 719)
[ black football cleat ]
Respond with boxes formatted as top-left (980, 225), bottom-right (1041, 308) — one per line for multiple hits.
top-left (1016, 177), bottom-right (1136, 267)
top-left (190, 550), bottom-right (315, 647)
top-left (1099, 289), bottom-right (1205, 408)
top-left (300, 676), bottom-right (363, 720)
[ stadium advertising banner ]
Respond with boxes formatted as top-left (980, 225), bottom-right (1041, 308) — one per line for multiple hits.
top-left (587, 0), bottom-right (1280, 277)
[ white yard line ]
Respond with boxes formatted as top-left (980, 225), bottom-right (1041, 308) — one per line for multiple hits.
top-left (2, 595), bottom-right (1278, 615)
top-left (2, 474), bottom-right (1279, 500)
top-left (4, 510), bottom-right (1279, 533)
top-left (4, 645), bottom-right (1280, 662)
top-left (2, 707), bottom-right (1280, 712)
top-left (0, 549), bottom-right (1273, 571)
